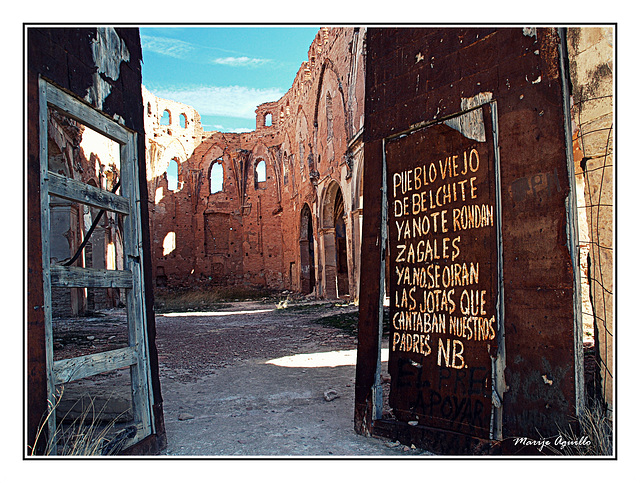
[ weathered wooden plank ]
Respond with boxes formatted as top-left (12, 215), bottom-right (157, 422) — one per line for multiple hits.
top-left (45, 82), bottom-right (130, 144)
top-left (121, 130), bottom-right (153, 436)
top-left (50, 265), bottom-right (133, 288)
top-left (39, 77), bottom-right (58, 452)
top-left (48, 171), bottom-right (130, 215)
top-left (53, 347), bottom-right (138, 385)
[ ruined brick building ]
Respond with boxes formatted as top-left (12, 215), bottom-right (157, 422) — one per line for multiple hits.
top-left (143, 26), bottom-right (614, 451)
top-left (143, 27), bottom-right (366, 300)
top-left (144, 27), bottom-right (614, 425)
top-left (27, 25), bottom-right (614, 456)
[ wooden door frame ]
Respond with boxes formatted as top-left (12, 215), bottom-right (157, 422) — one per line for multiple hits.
top-left (38, 78), bottom-right (154, 453)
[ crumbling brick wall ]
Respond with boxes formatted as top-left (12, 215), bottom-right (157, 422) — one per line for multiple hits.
top-left (145, 27), bottom-right (366, 300)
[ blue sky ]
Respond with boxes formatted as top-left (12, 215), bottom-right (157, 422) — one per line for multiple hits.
top-left (140, 26), bottom-right (320, 132)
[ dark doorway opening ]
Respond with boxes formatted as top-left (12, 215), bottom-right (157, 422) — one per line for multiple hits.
top-left (300, 204), bottom-right (315, 294)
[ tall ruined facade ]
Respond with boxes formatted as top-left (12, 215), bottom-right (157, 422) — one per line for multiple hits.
top-left (144, 28), bottom-right (366, 300)
top-left (106, 26), bottom-right (612, 455)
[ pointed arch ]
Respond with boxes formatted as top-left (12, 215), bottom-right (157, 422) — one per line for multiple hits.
top-left (312, 59), bottom-right (348, 138)
top-left (320, 180), bottom-right (349, 299)
top-left (312, 59), bottom-right (348, 169)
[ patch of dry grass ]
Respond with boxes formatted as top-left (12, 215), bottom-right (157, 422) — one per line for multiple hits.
top-left (29, 387), bottom-right (133, 456)
top-left (154, 286), bottom-right (279, 313)
top-left (552, 400), bottom-right (613, 456)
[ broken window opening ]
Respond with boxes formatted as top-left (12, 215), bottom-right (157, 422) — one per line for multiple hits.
top-left (52, 359), bottom-right (134, 455)
top-left (264, 113), bottom-right (272, 127)
top-left (167, 158), bottom-right (179, 191)
top-left (163, 231), bottom-right (176, 256)
top-left (48, 122), bottom-right (123, 271)
top-left (210, 159), bottom-right (224, 194)
top-left (255, 160), bottom-right (267, 190)
top-left (160, 109), bottom-right (171, 126)
top-left (179, 113), bottom-right (187, 129)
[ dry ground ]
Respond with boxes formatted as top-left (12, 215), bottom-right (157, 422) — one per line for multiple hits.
top-left (51, 290), bottom-right (431, 457)
top-left (154, 295), bottom-right (427, 456)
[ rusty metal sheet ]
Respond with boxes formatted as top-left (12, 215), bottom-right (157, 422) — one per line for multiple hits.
top-left (385, 103), bottom-right (500, 440)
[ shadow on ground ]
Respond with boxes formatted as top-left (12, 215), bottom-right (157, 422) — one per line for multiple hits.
top-left (155, 298), bottom-right (430, 457)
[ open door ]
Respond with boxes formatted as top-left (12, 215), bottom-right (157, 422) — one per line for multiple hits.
top-left (37, 79), bottom-right (154, 453)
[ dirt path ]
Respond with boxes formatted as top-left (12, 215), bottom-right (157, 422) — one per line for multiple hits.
top-left (155, 299), bottom-right (430, 457)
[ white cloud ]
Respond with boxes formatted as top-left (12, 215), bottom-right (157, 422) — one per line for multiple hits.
top-left (140, 34), bottom-right (194, 59)
top-left (211, 124), bottom-right (252, 133)
top-left (152, 85), bottom-right (283, 119)
top-left (141, 36), bottom-right (270, 68)
top-left (211, 56), bottom-right (271, 67)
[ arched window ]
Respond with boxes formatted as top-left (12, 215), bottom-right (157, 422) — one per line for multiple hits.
top-left (160, 109), bottom-right (171, 126)
top-left (265, 113), bottom-right (272, 127)
top-left (210, 159), bottom-right (223, 194)
top-left (179, 113), bottom-right (187, 129)
top-left (255, 160), bottom-right (266, 189)
top-left (167, 158), bottom-right (178, 191)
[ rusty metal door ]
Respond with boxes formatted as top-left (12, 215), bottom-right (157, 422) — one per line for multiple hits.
top-left (38, 79), bottom-right (154, 453)
top-left (384, 101), bottom-right (506, 441)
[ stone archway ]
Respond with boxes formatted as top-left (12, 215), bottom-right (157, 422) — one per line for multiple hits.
top-left (300, 203), bottom-right (315, 294)
top-left (320, 181), bottom-right (349, 299)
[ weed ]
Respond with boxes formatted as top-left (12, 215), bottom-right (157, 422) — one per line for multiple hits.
top-left (29, 386), bottom-right (135, 456)
top-left (317, 311), bottom-right (360, 335)
top-left (550, 399), bottom-right (613, 456)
